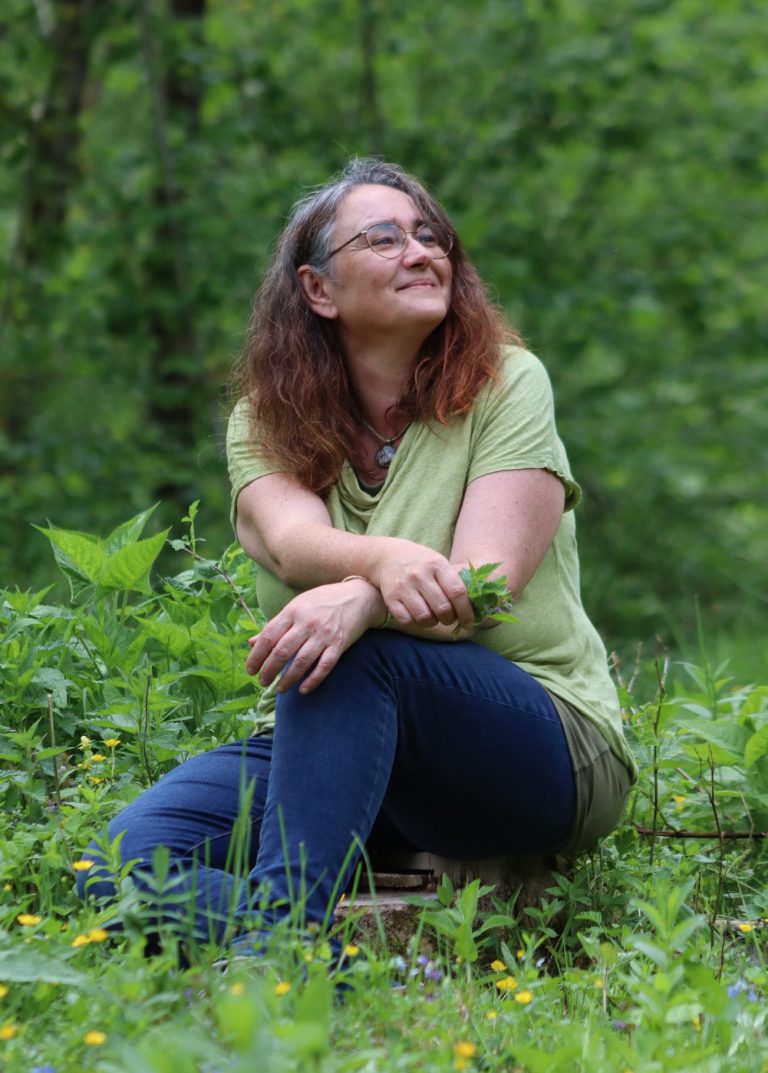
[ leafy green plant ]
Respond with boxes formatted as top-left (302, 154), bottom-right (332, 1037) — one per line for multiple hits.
top-left (458, 562), bottom-right (517, 629)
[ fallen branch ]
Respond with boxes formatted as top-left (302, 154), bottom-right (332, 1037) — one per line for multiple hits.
top-left (633, 824), bottom-right (767, 840)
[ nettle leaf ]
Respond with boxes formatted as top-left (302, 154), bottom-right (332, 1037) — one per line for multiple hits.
top-left (674, 716), bottom-right (750, 763)
top-left (459, 562), bottom-right (518, 627)
top-left (31, 667), bottom-right (72, 707)
top-left (0, 948), bottom-right (86, 985)
top-left (98, 529), bottom-right (170, 594)
top-left (135, 618), bottom-right (194, 659)
top-left (745, 724), bottom-right (768, 768)
top-left (103, 504), bottom-right (160, 554)
top-left (35, 526), bottom-right (106, 598)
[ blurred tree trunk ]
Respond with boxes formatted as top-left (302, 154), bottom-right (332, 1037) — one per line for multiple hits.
top-left (11, 0), bottom-right (108, 272)
top-left (359, 0), bottom-right (383, 153)
top-left (139, 0), bottom-right (209, 510)
top-left (0, 0), bottom-right (110, 573)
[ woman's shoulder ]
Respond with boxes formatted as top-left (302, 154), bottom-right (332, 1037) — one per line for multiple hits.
top-left (473, 345), bottom-right (555, 416)
top-left (497, 344), bottom-right (552, 382)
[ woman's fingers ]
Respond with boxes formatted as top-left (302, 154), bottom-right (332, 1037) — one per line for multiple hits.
top-left (383, 562), bottom-right (474, 629)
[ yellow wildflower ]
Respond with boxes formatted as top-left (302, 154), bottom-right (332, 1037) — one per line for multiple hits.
top-left (275, 981), bottom-right (291, 996)
top-left (594, 977), bottom-right (605, 989)
top-left (692, 1014), bottom-right (702, 1031)
top-left (490, 959), bottom-right (506, 972)
top-left (17, 913), bottom-right (41, 926)
top-left (0, 1025), bottom-right (17, 1041)
top-left (104, 738), bottom-right (121, 748)
top-left (230, 982), bottom-right (245, 996)
top-left (83, 1029), bottom-right (106, 1045)
top-left (485, 1010), bottom-right (498, 1020)
top-left (738, 922), bottom-right (754, 934)
top-left (3, 883), bottom-right (11, 892)
top-left (89, 776), bottom-right (104, 784)
top-left (495, 975), bottom-right (517, 993)
top-left (516, 949), bottom-right (524, 959)
top-left (79, 736), bottom-right (91, 748)
top-left (87, 928), bottom-right (109, 943)
top-left (0, 986), bottom-right (8, 998)
top-left (455, 1042), bottom-right (476, 1059)
top-left (90, 754), bottom-right (107, 763)
top-left (71, 934), bottom-right (90, 948)
top-left (73, 860), bottom-right (95, 872)
top-left (514, 989), bottom-right (533, 1005)
top-left (344, 943), bottom-right (360, 958)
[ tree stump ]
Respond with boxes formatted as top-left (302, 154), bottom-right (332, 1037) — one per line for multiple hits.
top-left (336, 849), bottom-right (570, 953)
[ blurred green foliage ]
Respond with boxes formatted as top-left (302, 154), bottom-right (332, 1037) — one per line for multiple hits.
top-left (1, 0), bottom-right (765, 653)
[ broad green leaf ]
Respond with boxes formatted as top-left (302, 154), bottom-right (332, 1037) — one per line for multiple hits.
top-left (35, 526), bottom-right (106, 597)
top-left (103, 504), bottom-right (160, 554)
top-left (0, 948), bottom-right (86, 984)
top-left (136, 618), bottom-right (194, 658)
top-left (98, 529), bottom-right (170, 593)
top-left (31, 667), bottom-right (72, 707)
top-left (745, 724), bottom-right (768, 768)
top-left (674, 716), bottom-right (750, 763)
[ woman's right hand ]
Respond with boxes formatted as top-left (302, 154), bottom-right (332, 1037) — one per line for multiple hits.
top-left (245, 578), bottom-right (384, 695)
top-left (374, 542), bottom-right (475, 630)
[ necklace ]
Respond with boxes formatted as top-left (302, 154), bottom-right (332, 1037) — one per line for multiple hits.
top-left (359, 415), bottom-right (412, 467)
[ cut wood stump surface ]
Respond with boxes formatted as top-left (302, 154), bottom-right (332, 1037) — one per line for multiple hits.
top-left (336, 850), bottom-right (570, 953)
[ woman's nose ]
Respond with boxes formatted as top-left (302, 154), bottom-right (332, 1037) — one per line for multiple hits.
top-left (400, 233), bottom-right (432, 264)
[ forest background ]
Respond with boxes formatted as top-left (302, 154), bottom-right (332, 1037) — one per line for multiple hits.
top-left (1, 0), bottom-right (766, 671)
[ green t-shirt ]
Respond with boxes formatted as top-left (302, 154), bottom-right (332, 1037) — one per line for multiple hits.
top-left (227, 346), bottom-right (636, 780)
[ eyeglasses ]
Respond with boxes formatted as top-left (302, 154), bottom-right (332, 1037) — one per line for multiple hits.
top-left (328, 221), bottom-right (453, 260)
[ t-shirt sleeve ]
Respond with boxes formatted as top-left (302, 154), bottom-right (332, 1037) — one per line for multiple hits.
top-left (226, 397), bottom-right (288, 529)
top-left (467, 349), bottom-right (581, 510)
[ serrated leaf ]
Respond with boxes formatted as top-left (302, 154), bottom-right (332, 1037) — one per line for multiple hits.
top-left (0, 948), bottom-right (86, 984)
top-left (103, 504), bottom-right (159, 554)
top-left (35, 526), bottom-right (106, 597)
top-left (98, 529), bottom-right (170, 593)
top-left (137, 618), bottom-right (194, 659)
top-left (31, 667), bottom-right (72, 707)
top-left (674, 716), bottom-right (750, 763)
top-left (745, 724), bottom-right (768, 768)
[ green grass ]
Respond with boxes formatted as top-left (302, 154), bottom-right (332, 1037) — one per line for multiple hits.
top-left (1, 510), bottom-right (767, 1071)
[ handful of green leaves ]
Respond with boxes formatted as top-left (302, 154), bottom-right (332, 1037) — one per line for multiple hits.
top-left (458, 562), bottom-right (518, 630)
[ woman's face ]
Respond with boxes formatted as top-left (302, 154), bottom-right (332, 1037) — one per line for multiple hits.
top-left (304, 184), bottom-right (453, 355)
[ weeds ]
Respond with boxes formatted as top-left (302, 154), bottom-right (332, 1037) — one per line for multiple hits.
top-left (1, 508), bottom-right (767, 1071)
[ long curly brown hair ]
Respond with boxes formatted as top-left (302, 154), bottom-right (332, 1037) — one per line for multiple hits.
top-left (232, 159), bottom-right (517, 496)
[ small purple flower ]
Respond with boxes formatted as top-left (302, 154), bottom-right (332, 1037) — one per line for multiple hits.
top-left (610, 1020), bottom-right (627, 1031)
top-left (727, 979), bottom-right (759, 1003)
top-left (416, 954), bottom-right (430, 967)
top-left (390, 955), bottom-right (407, 974)
top-left (31, 1067), bottom-right (57, 1073)
top-left (424, 967), bottom-right (443, 982)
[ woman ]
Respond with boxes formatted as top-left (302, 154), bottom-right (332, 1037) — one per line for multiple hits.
top-left (78, 159), bottom-right (635, 949)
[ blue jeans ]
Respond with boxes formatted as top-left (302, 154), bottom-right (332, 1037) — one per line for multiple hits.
top-left (78, 632), bottom-right (576, 942)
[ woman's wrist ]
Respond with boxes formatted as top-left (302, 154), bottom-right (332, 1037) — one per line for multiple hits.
top-left (341, 575), bottom-right (390, 629)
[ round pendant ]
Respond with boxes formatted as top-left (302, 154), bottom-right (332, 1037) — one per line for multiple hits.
top-left (375, 444), bottom-right (397, 467)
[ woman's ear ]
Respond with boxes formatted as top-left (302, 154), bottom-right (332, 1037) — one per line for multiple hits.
top-left (297, 265), bottom-right (338, 320)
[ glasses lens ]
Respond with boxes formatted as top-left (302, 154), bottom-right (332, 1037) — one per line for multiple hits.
top-left (364, 223), bottom-right (403, 257)
top-left (364, 222), bottom-right (453, 259)
top-left (415, 223), bottom-right (452, 258)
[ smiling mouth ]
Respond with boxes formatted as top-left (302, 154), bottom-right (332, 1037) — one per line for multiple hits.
top-left (398, 280), bottom-right (435, 290)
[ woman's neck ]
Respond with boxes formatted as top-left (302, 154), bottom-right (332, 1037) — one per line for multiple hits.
top-left (344, 342), bottom-right (417, 432)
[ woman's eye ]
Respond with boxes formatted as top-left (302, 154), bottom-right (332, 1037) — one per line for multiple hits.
top-left (370, 233), bottom-right (397, 247)
top-left (417, 228), bottom-right (438, 246)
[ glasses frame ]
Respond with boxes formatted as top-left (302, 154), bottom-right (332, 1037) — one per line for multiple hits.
top-left (327, 221), bottom-right (453, 261)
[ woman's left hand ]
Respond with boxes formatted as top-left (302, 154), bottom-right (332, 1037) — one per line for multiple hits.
top-left (245, 579), bottom-right (384, 695)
